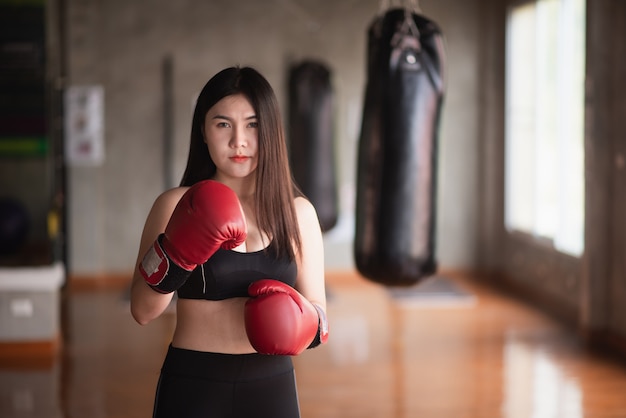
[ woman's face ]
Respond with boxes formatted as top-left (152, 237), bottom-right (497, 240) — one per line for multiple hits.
top-left (203, 94), bottom-right (259, 182)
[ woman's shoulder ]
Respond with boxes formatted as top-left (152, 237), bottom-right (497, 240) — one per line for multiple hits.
top-left (294, 196), bottom-right (319, 222)
top-left (148, 186), bottom-right (190, 219)
top-left (157, 186), bottom-right (189, 201)
top-left (154, 186), bottom-right (189, 206)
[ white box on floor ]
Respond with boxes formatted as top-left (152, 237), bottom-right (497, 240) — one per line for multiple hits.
top-left (0, 262), bottom-right (65, 342)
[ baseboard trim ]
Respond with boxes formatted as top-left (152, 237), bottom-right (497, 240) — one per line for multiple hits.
top-left (0, 336), bottom-right (61, 369)
top-left (475, 269), bottom-right (580, 327)
top-left (66, 269), bottom-right (475, 293)
top-left (68, 273), bottom-right (131, 293)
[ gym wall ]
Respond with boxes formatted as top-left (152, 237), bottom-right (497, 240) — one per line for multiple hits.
top-left (62, 0), bottom-right (486, 277)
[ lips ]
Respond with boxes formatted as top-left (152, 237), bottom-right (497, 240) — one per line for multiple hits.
top-left (230, 156), bottom-right (250, 163)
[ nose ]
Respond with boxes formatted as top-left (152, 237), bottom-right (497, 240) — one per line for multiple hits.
top-left (230, 125), bottom-right (248, 149)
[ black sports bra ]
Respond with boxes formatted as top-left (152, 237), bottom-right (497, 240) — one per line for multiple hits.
top-left (177, 245), bottom-right (297, 301)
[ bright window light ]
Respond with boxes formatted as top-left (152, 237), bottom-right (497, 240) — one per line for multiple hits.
top-left (505, 0), bottom-right (586, 257)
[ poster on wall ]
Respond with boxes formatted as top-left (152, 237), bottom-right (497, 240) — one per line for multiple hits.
top-left (64, 85), bottom-right (104, 166)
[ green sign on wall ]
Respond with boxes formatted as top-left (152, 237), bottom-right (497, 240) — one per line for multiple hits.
top-left (0, 2), bottom-right (47, 157)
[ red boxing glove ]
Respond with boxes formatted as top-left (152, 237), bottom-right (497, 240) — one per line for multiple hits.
top-left (244, 279), bottom-right (327, 355)
top-left (139, 180), bottom-right (247, 293)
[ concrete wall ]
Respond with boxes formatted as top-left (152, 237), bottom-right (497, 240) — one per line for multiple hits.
top-left (64, 0), bottom-right (485, 276)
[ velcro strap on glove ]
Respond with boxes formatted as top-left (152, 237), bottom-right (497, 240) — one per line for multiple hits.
top-left (139, 234), bottom-right (193, 294)
top-left (307, 303), bottom-right (329, 349)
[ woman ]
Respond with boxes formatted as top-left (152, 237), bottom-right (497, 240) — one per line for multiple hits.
top-left (130, 66), bottom-right (328, 418)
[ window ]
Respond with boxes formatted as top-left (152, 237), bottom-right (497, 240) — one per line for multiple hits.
top-left (505, 0), bottom-right (586, 256)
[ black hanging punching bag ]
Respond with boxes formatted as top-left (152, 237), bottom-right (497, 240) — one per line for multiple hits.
top-left (288, 60), bottom-right (339, 232)
top-left (354, 8), bottom-right (445, 286)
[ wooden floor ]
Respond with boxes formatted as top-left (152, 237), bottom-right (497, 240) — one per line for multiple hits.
top-left (3, 272), bottom-right (626, 417)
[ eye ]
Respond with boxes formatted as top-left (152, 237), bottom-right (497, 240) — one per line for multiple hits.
top-left (216, 121), bottom-right (231, 128)
top-left (248, 121), bottom-right (258, 128)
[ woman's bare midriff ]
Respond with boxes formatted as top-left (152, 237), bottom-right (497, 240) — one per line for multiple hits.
top-left (171, 297), bottom-right (256, 354)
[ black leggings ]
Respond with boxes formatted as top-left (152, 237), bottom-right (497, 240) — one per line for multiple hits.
top-left (152, 345), bottom-right (301, 418)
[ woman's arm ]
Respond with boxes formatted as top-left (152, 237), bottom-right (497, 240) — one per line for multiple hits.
top-left (130, 187), bottom-right (187, 325)
top-left (293, 196), bottom-right (327, 313)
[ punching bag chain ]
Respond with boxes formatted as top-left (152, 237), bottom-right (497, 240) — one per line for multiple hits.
top-left (379, 0), bottom-right (421, 14)
top-left (389, 9), bottom-right (421, 71)
top-left (393, 9), bottom-right (420, 43)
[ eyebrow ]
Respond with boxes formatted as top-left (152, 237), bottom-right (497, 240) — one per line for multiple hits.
top-left (212, 114), bottom-right (257, 121)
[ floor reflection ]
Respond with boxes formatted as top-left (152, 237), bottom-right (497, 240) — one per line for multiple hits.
top-left (3, 272), bottom-right (626, 417)
top-left (296, 273), bottom-right (626, 417)
top-left (503, 331), bottom-right (583, 418)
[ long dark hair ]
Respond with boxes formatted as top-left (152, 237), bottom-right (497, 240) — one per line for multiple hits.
top-left (180, 66), bottom-right (302, 261)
